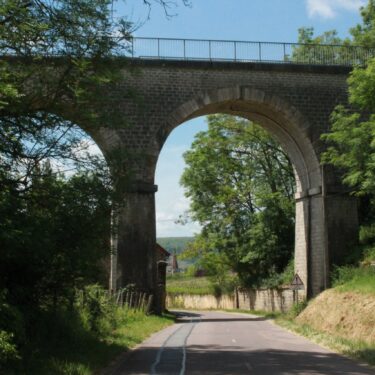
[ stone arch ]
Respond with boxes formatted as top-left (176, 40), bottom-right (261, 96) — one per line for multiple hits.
top-left (159, 86), bottom-right (321, 196)
top-left (104, 64), bottom-right (358, 313)
top-left (156, 86), bottom-right (325, 298)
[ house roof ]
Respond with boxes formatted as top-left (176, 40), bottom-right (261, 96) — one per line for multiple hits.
top-left (156, 243), bottom-right (170, 257)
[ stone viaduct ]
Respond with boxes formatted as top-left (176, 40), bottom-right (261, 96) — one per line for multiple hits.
top-left (75, 55), bottom-right (358, 311)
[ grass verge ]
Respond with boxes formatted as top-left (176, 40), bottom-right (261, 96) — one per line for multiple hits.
top-left (333, 266), bottom-right (375, 295)
top-left (8, 310), bottom-right (174, 375)
top-left (222, 304), bottom-right (375, 367)
top-left (275, 316), bottom-right (375, 367)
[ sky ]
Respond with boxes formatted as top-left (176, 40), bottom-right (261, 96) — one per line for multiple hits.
top-left (114, 0), bottom-right (366, 238)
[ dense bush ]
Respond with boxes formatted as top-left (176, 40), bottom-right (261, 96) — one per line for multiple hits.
top-left (0, 331), bottom-right (19, 369)
top-left (332, 265), bottom-right (375, 294)
top-left (0, 285), bottom-right (132, 374)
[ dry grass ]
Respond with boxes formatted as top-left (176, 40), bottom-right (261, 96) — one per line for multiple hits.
top-left (296, 289), bottom-right (375, 345)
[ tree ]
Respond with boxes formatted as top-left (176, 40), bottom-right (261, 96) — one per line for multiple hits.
top-left (0, 1), bottom-right (132, 194)
top-left (321, 0), bottom-right (375, 250)
top-left (0, 162), bottom-right (112, 308)
top-left (0, 0), bottom-right (192, 302)
top-left (0, 1), bottom-right (191, 371)
top-left (180, 115), bottom-right (295, 287)
top-left (289, 26), bottom-right (362, 65)
top-left (350, 0), bottom-right (375, 48)
top-left (0, 0), bottom-right (190, 191)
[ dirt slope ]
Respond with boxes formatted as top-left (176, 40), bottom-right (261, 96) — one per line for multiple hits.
top-left (296, 289), bottom-right (375, 344)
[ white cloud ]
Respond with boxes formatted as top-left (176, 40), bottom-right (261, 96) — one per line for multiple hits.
top-left (72, 139), bottom-right (103, 158)
top-left (306, 0), bottom-right (365, 19)
top-left (155, 117), bottom-right (208, 238)
top-left (156, 195), bottom-right (201, 237)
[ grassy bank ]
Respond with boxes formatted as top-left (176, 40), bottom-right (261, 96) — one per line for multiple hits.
top-left (332, 265), bottom-right (375, 295)
top-left (276, 276), bottom-right (375, 367)
top-left (1, 286), bottom-right (175, 375)
top-left (276, 315), bottom-right (375, 366)
top-left (222, 284), bottom-right (375, 366)
top-left (14, 310), bottom-right (173, 375)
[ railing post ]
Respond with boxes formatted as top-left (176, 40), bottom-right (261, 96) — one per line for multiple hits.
top-left (122, 37), bottom-right (366, 67)
top-left (313, 44), bottom-right (316, 63)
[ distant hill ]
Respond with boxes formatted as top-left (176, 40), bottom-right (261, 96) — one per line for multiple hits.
top-left (156, 237), bottom-right (194, 255)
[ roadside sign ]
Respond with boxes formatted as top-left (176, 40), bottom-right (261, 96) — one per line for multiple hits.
top-left (290, 273), bottom-right (305, 290)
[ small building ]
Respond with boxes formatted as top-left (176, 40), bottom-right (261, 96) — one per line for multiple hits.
top-left (156, 243), bottom-right (170, 312)
top-left (156, 243), bottom-right (170, 285)
top-left (167, 252), bottom-right (180, 274)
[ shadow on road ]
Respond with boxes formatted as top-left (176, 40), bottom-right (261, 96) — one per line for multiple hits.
top-left (171, 310), bottom-right (270, 323)
top-left (118, 346), bottom-right (375, 374)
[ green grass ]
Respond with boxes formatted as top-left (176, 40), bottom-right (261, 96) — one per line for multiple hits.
top-left (332, 266), bottom-right (375, 295)
top-left (110, 311), bottom-right (174, 349)
top-left (166, 275), bottom-right (213, 295)
top-left (9, 309), bottom-right (174, 375)
top-left (275, 316), bottom-right (375, 367)
top-left (224, 308), bottom-right (375, 367)
top-left (224, 304), bottom-right (375, 367)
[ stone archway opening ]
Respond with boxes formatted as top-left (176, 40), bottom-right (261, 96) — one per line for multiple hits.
top-left (158, 87), bottom-right (325, 299)
top-left (156, 112), bottom-right (299, 311)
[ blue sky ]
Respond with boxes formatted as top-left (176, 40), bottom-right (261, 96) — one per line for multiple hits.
top-left (115, 0), bottom-right (366, 237)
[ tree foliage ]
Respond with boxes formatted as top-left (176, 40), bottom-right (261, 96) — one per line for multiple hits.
top-left (300, 1), bottom-right (375, 257)
top-left (180, 115), bottom-right (295, 287)
top-left (321, 1), bottom-right (375, 231)
top-left (0, 1), bottom-right (189, 371)
top-left (0, 162), bottom-right (112, 308)
top-left (0, 0), bottom-right (136, 193)
top-left (289, 26), bottom-right (359, 65)
top-left (351, 0), bottom-right (375, 48)
top-left (0, 0), bottom-right (189, 190)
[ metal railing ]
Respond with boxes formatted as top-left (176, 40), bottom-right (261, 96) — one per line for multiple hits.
top-left (125, 37), bottom-right (375, 66)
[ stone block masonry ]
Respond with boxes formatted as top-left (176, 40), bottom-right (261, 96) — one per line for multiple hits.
top-left (68, 58), bottom-right (359, 312)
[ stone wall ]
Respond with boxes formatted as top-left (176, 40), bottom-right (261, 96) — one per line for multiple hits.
top-left (167, 287), bottom-right (302, 312)
top-left (167, 294), bottom-right (236, 310)
top-left (236, 288), bottom-right (301, 313)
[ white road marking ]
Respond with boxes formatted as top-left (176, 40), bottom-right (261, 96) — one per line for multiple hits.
top-left (150, 316), bottom-right (200, 375)
top-left (245, 361), bottom-right (253, 370)
top-left (150, 324), bottom-right (185, 375)
top-left (179, 319), bottom-right (198, 375)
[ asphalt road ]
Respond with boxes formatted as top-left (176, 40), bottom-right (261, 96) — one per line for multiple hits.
top-left (109, 310), bottom-right (375, 375)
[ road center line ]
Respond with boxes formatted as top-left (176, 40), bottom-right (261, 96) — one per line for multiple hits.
top-left (150, 317), bottom-right (200, 375)
top-left (150, 323), bottom-right (186, 375)
top-left (179, 318), bottom-right (199, 375)
top-left (245, 361), bottom-right (253, 370)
